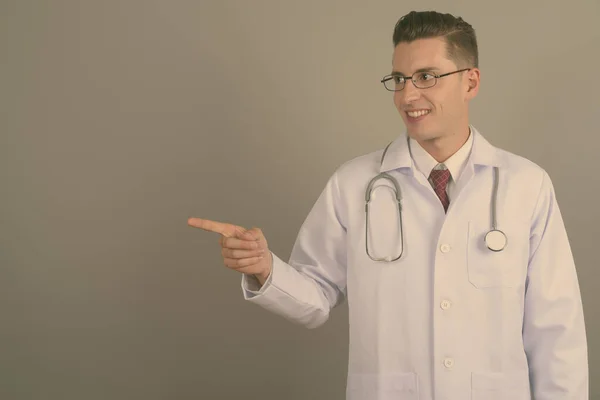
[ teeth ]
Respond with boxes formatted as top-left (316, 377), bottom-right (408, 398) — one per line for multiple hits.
top-left (407, 110), bottom-right (430, 118)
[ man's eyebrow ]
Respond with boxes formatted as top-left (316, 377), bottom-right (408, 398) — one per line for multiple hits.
top-left (391, 67), bottom-right (440, 76)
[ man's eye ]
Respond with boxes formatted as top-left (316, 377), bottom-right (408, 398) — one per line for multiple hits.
top-left (418, 73), bottom-right (435, 81)
top-left (393, 76), bottom-right (404, 84)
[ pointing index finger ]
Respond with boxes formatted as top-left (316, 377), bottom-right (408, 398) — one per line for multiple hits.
top-left (187, 217), bottom-right (245, 238)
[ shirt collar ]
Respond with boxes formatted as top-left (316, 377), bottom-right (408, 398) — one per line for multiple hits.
top-left (379, 125), bottom-right (502, 174)
top-left (409, 127), bottom-right (473, 182)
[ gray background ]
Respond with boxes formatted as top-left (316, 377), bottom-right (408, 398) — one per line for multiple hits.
top-left (1, 0), bottom-right (598, 399)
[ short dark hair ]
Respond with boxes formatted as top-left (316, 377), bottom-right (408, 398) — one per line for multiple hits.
top-left (392, 11), bottom-right (479, 68)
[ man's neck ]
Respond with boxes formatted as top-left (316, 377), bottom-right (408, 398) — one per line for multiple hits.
top-left (417, 125), bottom-right (471, 163)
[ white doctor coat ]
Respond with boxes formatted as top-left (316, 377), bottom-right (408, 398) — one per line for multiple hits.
top-left (241, 126), bottom-right (588, 400)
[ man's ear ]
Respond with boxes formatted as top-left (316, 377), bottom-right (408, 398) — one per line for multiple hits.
top-left (465, 68), bottom-right (480, 97)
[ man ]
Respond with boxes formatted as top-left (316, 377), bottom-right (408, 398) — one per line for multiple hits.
top-left (189, 11), bottom-right (588, 400)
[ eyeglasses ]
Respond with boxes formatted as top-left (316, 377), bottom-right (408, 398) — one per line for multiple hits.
top-left (380, 68), bottom-right (471, 91)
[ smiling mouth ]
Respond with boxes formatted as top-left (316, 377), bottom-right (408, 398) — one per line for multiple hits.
top-left (406, 110), bottom-right (431, 118)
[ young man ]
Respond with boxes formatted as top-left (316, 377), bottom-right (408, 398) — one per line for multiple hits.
top-left (189, 11), bottom-right (588, 400)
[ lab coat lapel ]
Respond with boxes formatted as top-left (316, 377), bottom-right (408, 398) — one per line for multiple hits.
top-left (378, 133), bottom-right (434, 191)
top-left (469, 127), bottom-right (503, 168)
top-left (379, 133), bottom-right (413, 174)
top-left (448, 127), bottom-right (504, 212)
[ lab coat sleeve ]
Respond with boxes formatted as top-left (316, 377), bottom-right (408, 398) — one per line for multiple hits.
top-left (522, 170), bottom-right (588, 399)
top-left (242, 256), bottom-right (274, 294)
top-left (240, 171), bottom-right (347, 329)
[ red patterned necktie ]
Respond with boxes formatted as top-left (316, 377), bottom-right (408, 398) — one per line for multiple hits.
top-left (429, 169), bottom-right (451, 212)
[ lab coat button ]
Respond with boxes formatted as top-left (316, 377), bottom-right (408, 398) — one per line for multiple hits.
top-left (440, 300), bottom-right (452, 310)
top-left (444, 358), bottom-right (454, 368)
top-left (440, 244), bottom-right (451, 253)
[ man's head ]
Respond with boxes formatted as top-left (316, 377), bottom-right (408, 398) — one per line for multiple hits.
top-left (384, 11), bottom-right (480, 143)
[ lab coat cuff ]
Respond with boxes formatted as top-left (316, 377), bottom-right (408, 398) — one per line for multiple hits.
top-left (241, 252), bottom-right (275, 298)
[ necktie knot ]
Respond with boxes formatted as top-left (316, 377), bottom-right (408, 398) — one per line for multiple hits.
top-left (429, 168), bottom-right (451, 212)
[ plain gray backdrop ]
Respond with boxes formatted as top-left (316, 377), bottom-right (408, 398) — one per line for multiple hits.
top-left (1, 0), bottom-right (598, 399)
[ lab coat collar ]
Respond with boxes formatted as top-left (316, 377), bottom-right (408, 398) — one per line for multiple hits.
top-left (379, 125), bottom-right (502, 173)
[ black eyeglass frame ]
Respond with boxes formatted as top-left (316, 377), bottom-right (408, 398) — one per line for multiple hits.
top-left (380, 68), bottom-right (471, 91)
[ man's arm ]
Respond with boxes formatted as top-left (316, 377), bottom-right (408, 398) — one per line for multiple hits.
top-left (188, 169), bottom-right (348, 329)
top-left (522, 170), bottom-right (588, 399)
top-left (240, 171), bottom-right (348, 328)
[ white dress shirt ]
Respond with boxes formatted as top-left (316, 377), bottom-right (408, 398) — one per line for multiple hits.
top-left (408, 127), bottom-right (474, 202)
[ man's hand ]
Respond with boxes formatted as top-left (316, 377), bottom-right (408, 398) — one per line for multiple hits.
top-left (187, 217), bottom-right (272, 284)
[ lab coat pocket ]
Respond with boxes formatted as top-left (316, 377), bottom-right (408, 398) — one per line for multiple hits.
top-left (471, 370), bottom-right (531, 400)
top-left (467, 220), bottom-right (529, 289)
top-left (346, 372), bottom-right (419, 400)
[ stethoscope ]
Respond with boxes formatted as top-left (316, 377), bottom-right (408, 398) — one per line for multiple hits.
top-left (365, 141), bottom-right (507, 262)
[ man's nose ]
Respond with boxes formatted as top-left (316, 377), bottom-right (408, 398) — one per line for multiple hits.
top-left (398, 79), bottom-right (421, 103)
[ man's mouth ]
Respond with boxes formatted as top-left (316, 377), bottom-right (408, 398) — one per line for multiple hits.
top-left (406, 109), bottom-right (431, 118)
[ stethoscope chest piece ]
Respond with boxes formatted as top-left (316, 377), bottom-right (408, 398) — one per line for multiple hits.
top-left (485, 229), bottom-right (507, 252)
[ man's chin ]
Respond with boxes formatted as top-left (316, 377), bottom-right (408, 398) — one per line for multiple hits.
top-left (406, 127), bottom-right (438, 142)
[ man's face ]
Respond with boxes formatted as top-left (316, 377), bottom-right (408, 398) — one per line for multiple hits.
top-left (391, 37), bottom-right (478, 142)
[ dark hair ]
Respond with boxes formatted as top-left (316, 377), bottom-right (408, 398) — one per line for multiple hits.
top-left (392, 11), bottom-right (479, 68)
